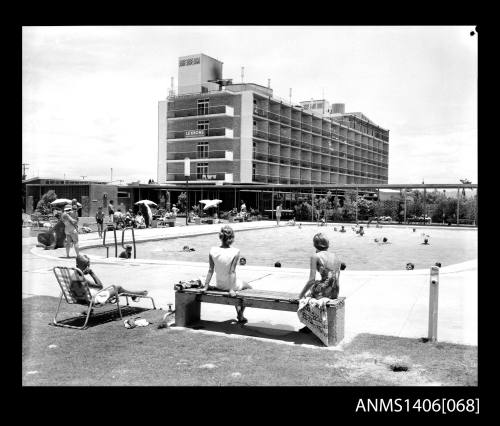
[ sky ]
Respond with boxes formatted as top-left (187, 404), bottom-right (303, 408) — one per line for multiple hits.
top-left (22, 26), bottom-right (477, 184)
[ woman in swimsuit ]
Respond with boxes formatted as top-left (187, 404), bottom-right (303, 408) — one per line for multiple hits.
top-left (298, 233), bottom-right (340, 300)
top-left (202, 225), bottom-right (252, 323)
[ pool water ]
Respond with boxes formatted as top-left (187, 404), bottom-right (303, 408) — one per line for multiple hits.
top-left (83, 225), bottom-right (477, 271)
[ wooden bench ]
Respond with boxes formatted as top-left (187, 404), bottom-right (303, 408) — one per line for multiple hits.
top-left (174, 288), bottom-right (345, 346)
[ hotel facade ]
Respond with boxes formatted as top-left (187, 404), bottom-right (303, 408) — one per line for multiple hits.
top-left (158, 54), bottom-right (389, 186)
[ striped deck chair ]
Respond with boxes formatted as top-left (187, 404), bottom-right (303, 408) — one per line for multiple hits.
top-left (52, 266), bottom-right (156, 329)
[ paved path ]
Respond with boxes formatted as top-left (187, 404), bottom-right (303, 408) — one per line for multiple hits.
top-left (23, 220), bottom-right (477, 347)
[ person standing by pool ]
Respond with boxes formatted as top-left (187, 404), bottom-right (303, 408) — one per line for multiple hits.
top-left (95, 206), bottom-right (105, 238)
top-left (108, 200), bottom-right (115, 226)
top-left (202, 225), bottom-right (252, 324)
top-left (61, 204), bottom-right (80, 258)
top-left (171, 204), bottom-right (179, 218)
top-left (276, 202), bottom-right (282, 226)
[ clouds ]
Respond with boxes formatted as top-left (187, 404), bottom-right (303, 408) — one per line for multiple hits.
top-left (22, 26), bottom-right (477, 184)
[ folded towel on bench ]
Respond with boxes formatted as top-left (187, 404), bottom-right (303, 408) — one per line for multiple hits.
top-left (174, 279), bottom-right (203, 291)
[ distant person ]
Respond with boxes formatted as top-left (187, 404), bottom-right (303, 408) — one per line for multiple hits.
top-left (422, 235), bottom-right (430, 245)
top-left (135, 212), bottom-right (146, 229)
top-left (333, 227), bottom-right (337, 232)
top-left (182, 245), bottom-right (195, 252)
top-left (108, 201), bottom-right (115, 224)
top-left (276, 202), bottom-right (282, 226)
top-left (61, 204), bottom-right (80, 258)
top-left (287, 218), bottom-right (296, 226)
top-left (406, 262), bottom-right (415, 270)
top-left (239, 257), bottom-right (247, 266)
top-left (435, 262), bottom-right (442, 268)
top-left (114, 208), bottom-right (125, 229)
top-left (240, 200), bottom-right (247, 215)
top-left (298, 223), bottom-right (302, 229)
top-left (339, 225), bottom-right (346, 233)
top-left (358, 226), bottom-right (364, 236)
top-left (95, 206), bottom-right (105, 238)
top-left (202, 226), bottom-right (252, 324)
top-left (119, 245), bottom-right (133, 259)
top-left (319, 217), bottom-right (326, 226)
top-left (274, 261), bottom-right (281, 268)
top-left (143, 204), bottom-right (152, 228)
top-left (171, 204), bottom-right (179, 218)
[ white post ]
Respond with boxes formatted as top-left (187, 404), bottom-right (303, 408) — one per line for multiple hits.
top-left (428, 266), bottom-right (440, 342)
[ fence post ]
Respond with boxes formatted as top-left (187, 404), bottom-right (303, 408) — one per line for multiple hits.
top-left (428, 266), bottom-right (440, 342)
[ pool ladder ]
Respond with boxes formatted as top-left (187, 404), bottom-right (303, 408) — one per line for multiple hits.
top-left (102, 226), bottom-right (136, 259)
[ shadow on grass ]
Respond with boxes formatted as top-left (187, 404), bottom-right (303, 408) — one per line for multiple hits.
top-left (175, 319), bottom-right (326, 347)
top-left (52, 305), bottom-right (150, 328)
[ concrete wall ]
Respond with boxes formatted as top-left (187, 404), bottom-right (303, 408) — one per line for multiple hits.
top-left (158, 101), bottom-right (168, 183)
top-left (239, 91), bottom-right (253, 182)
top-left (88, 185), bottom-right (118, 217)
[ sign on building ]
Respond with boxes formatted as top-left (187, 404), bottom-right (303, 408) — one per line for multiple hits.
top-left (185, 129), bottom-right (206, 137)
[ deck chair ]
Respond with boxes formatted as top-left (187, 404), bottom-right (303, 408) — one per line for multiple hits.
top-left (52, 266), bottom-right (156, 329)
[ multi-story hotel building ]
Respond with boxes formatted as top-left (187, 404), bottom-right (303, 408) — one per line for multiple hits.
top-left (158, 53), bottom-right (389, 185)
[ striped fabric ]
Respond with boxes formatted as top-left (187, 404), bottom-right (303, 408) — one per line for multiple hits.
top-left (53, 267), bottom-right (92, 305)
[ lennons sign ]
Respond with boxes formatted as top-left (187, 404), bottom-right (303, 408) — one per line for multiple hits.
top-left (179, 57), bottom-right (201, 67)
top-left (185, 129), bottom-right (206, 137)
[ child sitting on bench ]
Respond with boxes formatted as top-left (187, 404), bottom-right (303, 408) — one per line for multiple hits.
top-left (201, 225), bottom-right (252, 324)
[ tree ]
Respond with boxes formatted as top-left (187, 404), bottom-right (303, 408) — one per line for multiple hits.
top-left (36, 190), bottom-right (58, 215)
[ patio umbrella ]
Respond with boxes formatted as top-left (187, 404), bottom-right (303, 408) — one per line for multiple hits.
top-left (51, 199), bottom-right (82, 207)
top-left (135, 200), bottom-right (158, 207)
top-left (199, 199), bottom-right (222, 210)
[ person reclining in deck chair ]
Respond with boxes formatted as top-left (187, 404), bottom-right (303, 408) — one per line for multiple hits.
top-left (71, 254), bottom-right (148, 305)
top-left (201, 225), bottom-right (252, 324)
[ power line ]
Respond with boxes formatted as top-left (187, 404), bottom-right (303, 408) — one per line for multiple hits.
top-left (22, 163), bottom-right (30, 180)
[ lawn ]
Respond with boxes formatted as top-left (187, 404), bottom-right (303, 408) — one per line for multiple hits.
top-left (22, 296), bottom-right (477, 386)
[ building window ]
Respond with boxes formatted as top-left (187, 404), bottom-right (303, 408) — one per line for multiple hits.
top-left (197, 162), bottom-right (209, 179)
top-left (197, 142), bottom-right (209, 159)
top-left (197, 120), bottom-right (209, 131)
top-left (252, 163), bottom-right (256, 180)
top-left (197, 99), bottom-right (209, 115)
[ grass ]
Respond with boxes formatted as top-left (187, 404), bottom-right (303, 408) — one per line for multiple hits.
top-left (22, 296), bottom-right (477, 386)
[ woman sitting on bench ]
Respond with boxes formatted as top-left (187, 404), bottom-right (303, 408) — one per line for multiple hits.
top-left (201, 225), bottom-right (252, 324)
top-left (71, 254), bottom-right (149, 305)
top-left (296, 233), bottom-right (341, 333)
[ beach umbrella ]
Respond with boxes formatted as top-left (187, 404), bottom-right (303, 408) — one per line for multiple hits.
top-left (199, 199), bottom-right (222, 210)
top-left (135, 200), bottom-right (158, 207)
top-left (51, 199), bottom-right (82, 207)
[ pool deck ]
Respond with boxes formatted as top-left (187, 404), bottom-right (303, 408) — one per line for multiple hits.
top-left (23, 220), bottom-right (477, 348)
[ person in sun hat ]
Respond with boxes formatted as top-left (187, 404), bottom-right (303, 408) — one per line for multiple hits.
top-left (61, 204), bottom-right (80, 258)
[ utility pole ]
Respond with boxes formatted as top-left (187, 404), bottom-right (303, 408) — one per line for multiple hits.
top-left (22, 163), bottom-right (30, 180)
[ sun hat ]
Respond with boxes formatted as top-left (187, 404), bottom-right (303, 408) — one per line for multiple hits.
top-left (64, 204), bottom-right (72, 211)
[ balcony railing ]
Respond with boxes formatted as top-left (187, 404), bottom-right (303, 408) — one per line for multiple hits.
top-left (253, 151), bottom-right (268, 162)
top-left (268, 111), bottom-right (280, 122)
top-left (167, 150), bottom-right (232, 161)
top-left (167, 105), bottom-right (233, 119)
top-left (167, 173), bottom-right (226, 181)
top-left (168, 127), bottom-right (233, 140)
top-left (253, 129), bottom-right (268, 139)
top-left (253, 107), bottom-right (268, 118)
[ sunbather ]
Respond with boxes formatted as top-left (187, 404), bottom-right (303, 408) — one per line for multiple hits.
top-left (294, 233), bottom-right (341, 333)
top-left (71, 254), bottom-right (148, 305)
top-left (201, 225), bottom-right (251, 323)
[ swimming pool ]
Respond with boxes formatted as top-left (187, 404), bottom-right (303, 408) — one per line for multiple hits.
top-left (83, 225), bottom-right (477, 271)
